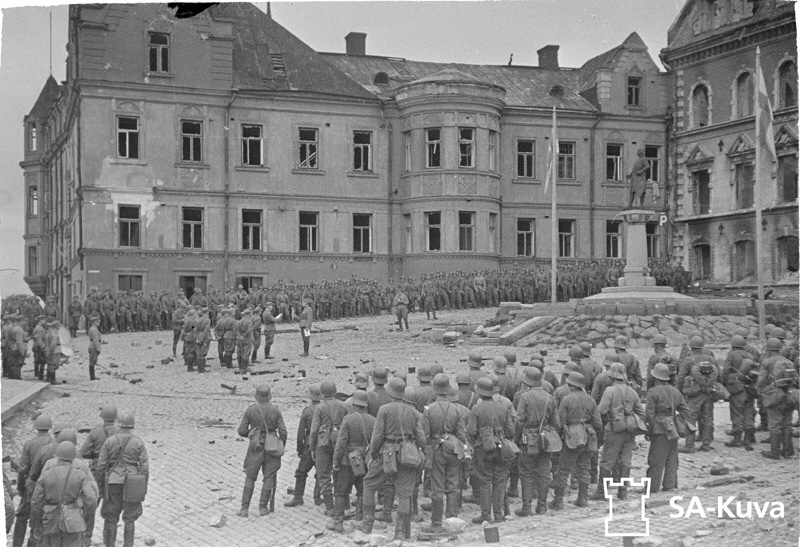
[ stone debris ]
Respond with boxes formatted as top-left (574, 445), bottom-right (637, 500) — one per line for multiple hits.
top-left (679, 537), bottom-right (695, 547)
top-left (209, 514), bottom-right (226, 528)
top-left (144, 538), bottom-right (156, 546)
top-left (368, 534), bottom-right (389, 547)
top-left (352, 530), bottom-right (370, 544)
top-left (443, 517), bottom-right (467, 534)
top-left (442, 331), bottom-right (459, 345)
top-left (633, 537), bottom-right (664, 546)
top-left (693, 530), bottom-right (712, 537)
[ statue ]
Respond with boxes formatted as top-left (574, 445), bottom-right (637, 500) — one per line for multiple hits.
top-left (627, 148), bottom-right (650, 208)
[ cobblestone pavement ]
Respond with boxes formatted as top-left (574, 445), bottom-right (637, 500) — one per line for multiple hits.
top-left (3, 308), bottom-right (798, 547)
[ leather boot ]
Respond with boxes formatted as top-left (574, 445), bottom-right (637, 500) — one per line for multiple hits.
top-left (411, 489), bottom-right (423, 523)
top-left (104, 521), bottom-right (117, 547)
top-left (314, 480), bottom-right (323, 506)
top-left (259, 488), bottom-right (272, 516)
top-left (285, 476), bottom-right (306, 507)
top-left (355, 495), bottom-right (364, 521)
top-left (744, 429), bottom-right (755, 451)
top-left (89, 365), bottom-right (97, 380)
top-left (492, 483), bottom-right (506, 522)
top-left (393, 512), bottom-right (408, 541)
top-left (123, 522), bottom-right (135, 547)
top-left (421, 498), bottom-right (446, 534)
top-left (327, 495), bottom-right (346, 533)
top-left (617, 467), bottom-right (630, 500)
top-left (548, 487), bottom-right (565, 511)
top-left (725, 431), bottom-right (743, 447)
top-left (514, 480), bottom-right (533, 517)
top-left (762, 432), bottom-right (782, 460)
top-left (445, 492), bottom-right (458, 519)
top-left (535, 482), bottom-right (549, 514)
top-left (238, 479), bottom-right (255, 517)
top-left (679, 432), bottom-right (696, 453)
top-left (507, 472), bottom-right (519, 498)
top-left (574, 483), bottom-right (589, 507)
top-left (376, 488), bottom-right (394, 523)
top-left (472, 485), bottom-right (493, 524)
top-left (323, 492), bottom-right (335, 516)
top-left (12, 517), bottom-right (28, 547)
top-left (590, 469), bottom-right (607, 501)
top-left (782, 430), bottom-right (795, 458)
top-left (359, 504), bottom-right (375, 534)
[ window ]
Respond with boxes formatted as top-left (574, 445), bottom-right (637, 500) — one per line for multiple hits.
top-left (426, 128), bottom-right (441, 168)
top-left (27, 246), bottom-right (37, 276)
top-left (242, 209), bottom-right (262, 251)
top-left (374, 72), bottom-right (389, 85)
top-left (181, 121), bottom-right (202, 163)
top-left (404, 213), bottom-right (412, 253)
top-left (645, 146), bottom-right (660, 183)
top-left (298, 128), bottom-right (318, 169)
top-left (241, 124), bottom-right (263, 166)
top-left (693, 170), bottom-right (711, 214)
top-left (117, 117), bottom-right (139, 159)
top-left (606, 144), bottom-right (624, 181)
top-left (236, 277), bottom-right (264, 291)
top-left (489, 213), bottom-right (497, 253)
top-left (779, 61), bottom-right (797, 108)
top-left (148, 32), bottom-right (169, 73)
top-left (488, 131), bottom-right (498, 172)
top-left (558, 219), bottom-right (575, 258)
top-left (517, 218), bottom-right (535, 257)
top-left (736, 72), bottom-right (754, 118)
top-left (627, 76), bottom-right (642, 106)
top-left (778, 154), bottom-right (798, 202)
top-left (353, 131), bottom-right (372, 171)
top-left (353, 214), bottom-right (372, 253)
top-left (694, 245), bottom-right (711, 280)
top-left (558, 142), bottom-right (575, 179)
top-left (734, 163), bottom-right (755, 209)
top-left (118, 275), bottom-right (143, 292)
top-left (28, 122), bottom-right (37, 151)
top-left (646, 222), bottom-right (660, 259)
top-left (459, 128), bottom-right (475, 168)
top-left (28, 186), bottom-right (38, 216)
top-left (734, 240), bottom-right (756, 281)
top-left (119, 205), bottom-right (140, 247)
top-left (692, 85), bottom-right (709, 127)
top-left (458, 211), bottom-right (475, 251)
top-left (425, 211), bottom-right (441, 251)
top-left (517, 140), bottom-right (535, 178)
top-left (299, 211), bottom-right (318, 252)
top-left (606, 220), bottom-right (622, 258)
top-left (182, 207), bottom-right (203, 249)
top-left (404, 132), bottom-right (411, 172)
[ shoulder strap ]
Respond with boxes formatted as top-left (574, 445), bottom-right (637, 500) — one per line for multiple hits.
top-left (358, 413), bottom-right (367, 446)
top-left (112, 436), bottom-right (132, 472)
top-left (57, 464), bottom-right (74, 506)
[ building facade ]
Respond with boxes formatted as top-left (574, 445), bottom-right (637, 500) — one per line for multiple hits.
top-left (661, 0), bottom-right (798, 285)
top-left (22, 3), bottom-right (672, 313)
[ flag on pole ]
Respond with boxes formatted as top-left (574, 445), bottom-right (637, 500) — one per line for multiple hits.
top-left (755, 47), bottom-right (777, 177)
top-left (544, 106), bottom-right (558, 195)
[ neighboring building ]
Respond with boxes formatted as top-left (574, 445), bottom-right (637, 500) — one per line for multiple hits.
top-left (22, 3), bottom-right (670, 312)
top-left (661, 0), bottom-right (798, 285)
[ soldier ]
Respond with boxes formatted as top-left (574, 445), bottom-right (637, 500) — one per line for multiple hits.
top-left (591, 363), bottom-right (644, 501)
top-left (367, 367), bottom-right (393, 417)
top-left (87, 316), bottom-right (102, 381)
top-left (44, 321), bottom-right (63, 385)
top-left (220, 308), bottom-right (237, 368)
top-left (285, 385), bottom-right (322, 508)
top-left (473, 271), bottom-right (486, 307)
top-left (12, 415), bottom-right (52, 547)
top-left (722, 336), bottom-right (754, 449)
top-left (97, 412), bottom-right (148, 547)
top-left (493, 356), bottom-right (516, 402)
top-left (250, 306), bottom-right (262, 363)
top-left (261, 303), bottom-right (282, 360)
top-left (183, 309), bottom-right (198, 372)
top-left (8, 315), bottom-right (28, 380)
top-left (299, 300), bottom-right (313, 357)
top-left (420, 374), bottom-right (466, 535)
top-left (310, 380), bottom-right (349, 516)
top-left (189, 288), bottom-right (207, 308)
top-left (393, 288), bottom-right (410, 331)
top-left (647, 334), bottom-right (677, 390)
top-left (570, 346), bottom-right (595, 392)
top-left (236, 308), bottom-right (255, 372)
top-left (80, 405), bottom-right (118, 547)
top-left (467, 350), bottom-right (486, 389)
top-left (421, 275), bottom-right (437, 321)
top-left (30, 441), bottom-right (97, 547)
top-left (32, 315), bottom-right (47, 381)
top-left (415, 366), bottom-right (435, 414)
top-left (43, 296), bottom-right (59, 322)
top-left (85, 293), bottom-right (101, 334)
top-left (514, 368), bottom-right (559, 516)
top-left (455, 372), bottom-right (479, 409)
top-left (550, 372), bottom-right (601, 510)
top-left (758, 350), bottom-right (798, 460)
top-left (614, 336), bottom-right (643, 392)
top-left (678, 338), bottom-right (720, 453)
top-left (328, 390), bottom-right (375, 533)
top-left (359, 378), bottom-right (426, 541)
top-left (503, 349), bottom-right (524, 393)
top-left (171, 304), bottom-right (185, 358)
top-left (67, 295), bottom-right (83, 338)
top-left (195, 308), bottom-right (211, 373)
top-left (236, 385), bottom-right (287, 517)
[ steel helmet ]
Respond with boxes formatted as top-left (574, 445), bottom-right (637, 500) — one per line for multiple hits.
top-left (393, 370), bottom-right (408, 383)
top-left (417, 366), bottom-right (433, 383)
top-left (651, 363), bottom-right (671, 382)
top-left (372, 367), bottom-right (389, 385)
top-left (689, 336), bottom-right (705, 349)
top-left (772, 328), bottom-right (787, 340)
top-left (652, 334), bottom-right (668, 346)
top-left (55, 428), bottom-right (77, 445)
top-left (430, 363), bottom-right (444, 376)
top-left (579, 342), bottom-right (593, 356)
top-left (733, 327), bottom-right (750, 339)
top-left (117, 412), bottom-right (136, 429)
top-left (255, 385), bottom-right (271, 402)
top-left (475, 377), bottom-right (495, 397)
top-left (99, 405), bottom-right (118, 422)
top-left (492, 356), bottom-right (508, 373)
top-left (608, 363), bottom-right (627, 381)
top-left (522, 368), bottom-right (542, 387)
top-left (468, 350), bottom-right (483, 368)
top-left (52, 422), bottom-right (71, 436)
top-left (351, 391), bottom-right (368, 408)
top-left (568, 346), bottom-right (584, 360)
top-left (614, 336), bottom-right (628, 349)
top-left (565, 372), bottom-right (586, 390)
top-left (54, 441), bottom-right (76, 461)
top-left (530, 359), bottom-right (544, 370)
top-left (33, 415), bottom-right (52, 431)
top-left (502, 349), bottom-right (517, 365)
top-left (308, 384), bottom-right (322, 402)
top-left (386, 377), bottom-right (406, 400)
top-left (766, 338), bottom-right (783, 352)
top-left (730, 335), bottom-right (747, 349)
top-left (455, 372), bottom-right (472, 386)
top-left (354, 372), bottom-right (369, 389)
top-left (403, 387), bottom-right (420, 406)
top-left (433, 373), bottom-right (451, 395)
top-left (320, 380), bottom-right (337, 397)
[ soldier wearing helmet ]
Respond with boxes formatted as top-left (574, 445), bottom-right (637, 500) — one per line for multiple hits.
top-left (734, 327), bottom-right (762, 362)
top-left (415, 366), bottom-right (435, 414)
top-left (467, 350), bottom-right (487, 390)
top-left (761, 359), bottom-right (798, 460)
top-left (299, 299), bottom-right (313, 357)
top-left (756, 337), bottom-right (786, 432)
top-left (677, 339), bottom-right (720, 454)
top-left (455, 372), bottom-right (478, 409)
top-left (647, 334), bottom-right (677, 390)
top-left (11, 415), bottom-right (53, 547)
top-left (79, 405), bottom-right (118, 545)
top-left (592, 363), bottom-right (644, 502)
top-left (549, 372), bottom-right (602, 511)
top-left (285, 385), bottom-right (322, 509)
top-left (30, 441), bottom-right (97, 547)
top-left (98, 412), bottom-right (149, 546)
top-left (366, 367), bottom-right (393, 417)
top-left (310, 380), bottom-right (348, 517)
top-left (644, 363), bottom-right (691, 493)
top-left (492, 357), bottom-right (516, 402)
top-left (721, 336), bottom-right (755, 449)
top-left (420, 275), bottom-right (437, 320)
top-left (613, 336), bottom-right (642, 392)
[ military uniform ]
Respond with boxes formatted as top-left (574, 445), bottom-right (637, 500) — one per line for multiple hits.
top-left (171, 307), bottom-right (185, 357)
top-left (515, 382), bottom-right (559, 515)
top-left (88, 321), bottom-right (102, 381)
top-left (679, 357), bottom-right (720, 452)
top-left (67, 298), bottom-right (83, 338)
top-left (195, 310), bottom-right (211, 373)
top-left (285, 389), bottom-right (321, 508)
top-left (261, 307), bottom-right (279, 359)
top-left (299, 304), bottom-right (313, 357)
top-left (12, 427), bottom-right (52, 547)
top-left (43, 323), bottom-right (62, 385)
top-left (236, 311), bottom-right (254, 371)
top-left (645, 379), bottom-right (691, 492)
top-left (330, 401), bottom-right (375, 530)
top-left (309, 391), bottom-right (349, 514)
top-left (423, 396), bottom-right (467, 526)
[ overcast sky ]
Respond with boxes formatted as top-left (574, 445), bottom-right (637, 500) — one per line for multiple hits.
top-left (0, 0), bottom-right (688, 298)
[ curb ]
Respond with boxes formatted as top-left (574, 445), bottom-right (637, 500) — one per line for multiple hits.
top-left (1, 381), bottom-right (50, 423)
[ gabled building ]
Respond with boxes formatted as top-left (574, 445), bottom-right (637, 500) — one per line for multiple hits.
top-left (22, 3), bottom-right (670, 314)
top-left (661, 0), bottom-right (798, 285)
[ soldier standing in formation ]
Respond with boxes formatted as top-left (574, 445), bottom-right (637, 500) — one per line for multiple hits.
top-left (87, 316), bottom-right (102, 381)
top-left (309, 380), bottom-right (348, 517)
top-left (80, 405), bottom-right (118, 547)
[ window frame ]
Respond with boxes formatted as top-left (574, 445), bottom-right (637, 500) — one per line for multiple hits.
top-left (424, 211), bottom-right (442, 252)
top-left (516, 218), bottom-right (535, 257)
top-left (605, 220), bottom-right (622, 258)
top-left (516, 139), bottom-right (535, 179)
top-left (241, 124), bottom-right (263, 167)
top-left (627, 76), bottom-right (642, 107)
top-left (646, 222), bottom-right (661, 259)
top-left (458, 127), bottom-right (475, 169)
top-left (425, 128), bottom-right (442, 169)
top-left (778, 153), bottom-right (798, 203)
top-left (691, 83), bottom-right (711, 128)
top-left (299, 211), bottom-right (319, 252)
top-left (605, 143), bottom-right (623, 182)
top-left (735, 71), bottom-right (754, 119)
top-left (28, 186), bottom-right (38, 216)
top-left (488, 130), bottom-right (498, 172)
top-left (404, 131), bottom-right (412, 172)
top-left (558, 219), bottom-right (575, 258)
top-left (298, 127), bottom-right (319, 170)
top-left (403, 213), bottom-right (412, 254)
top-left (352, 131), bottom-right (373, 172)
top-left (181, 207), bottom-right (203, 249)
top-left (117, 116), bottom-right (140, 160)
top-left (458, 211), bottom-right (475, 252)
top-left (241, 209), bottom-right (262, 251)
top-left (557, 141), bottom-right (575, 180)
top-left (28, 122), bottom-right (37, 152)
top-left (180, 120), bottom-right (203, 164)
top-left (352, 213), bottom-right (372, 253)
top-left (118, 274), bottom-right (144, 292)
top-left (118, 204), bottom-right (141, 248)
top-left (734, 161), bottom-right (755, 209)
top-left (645, 145), bottom-right (660, 183)
top-left (27, 246), bottom-right (37, 276)
top-left (778, 60), bottom-right (798, 109)
top-left (147, 31), bottom-right (170, 74)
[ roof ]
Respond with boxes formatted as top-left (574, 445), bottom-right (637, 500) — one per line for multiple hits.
top-left (27, 75), bottom-right (60, 120)
top-left (321, 54), bottom-right (597, 111)
top-left (208, 3), bottom-right (375, 100)
top-left (578, 32), bottom-right (646, 92)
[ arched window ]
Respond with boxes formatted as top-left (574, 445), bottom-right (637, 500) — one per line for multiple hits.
top-left (779, 61), bottom-right (797, 108)
top-left (736, 72), bottom-right (754, 118)
top-left (692, 84), bottom-right (709, 127)
top-left (373, 72), bottom-right (389, 85)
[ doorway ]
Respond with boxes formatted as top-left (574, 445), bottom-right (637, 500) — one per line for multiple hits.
top-left (178, 275), bottom-right (207, 299)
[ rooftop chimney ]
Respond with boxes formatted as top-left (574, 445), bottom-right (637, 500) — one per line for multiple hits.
top-left (346, 32), bottom-right (367, 56)
top-left (537, 45), bottom-right (560, 69)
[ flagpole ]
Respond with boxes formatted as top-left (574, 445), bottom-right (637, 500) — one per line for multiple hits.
top-left (550, 108), bottom-right (558, 305)
top-left (754, 47), bottom-right (766, 340)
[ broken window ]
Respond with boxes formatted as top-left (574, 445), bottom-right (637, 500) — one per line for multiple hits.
top-left (606, 220), bottom-right (622, 258)
top-left (118, 275), bottom-right (143, 292)
top-left (692, 85), bottom-right (710, 127)
top-left (353, 131), bottom-right (372, 171)
top-left (627, 76), bottom-right (642, 106)
top-left (119, 205), bottom-right (140, 247)
top-left (489, 213), bottom-right (497, 253)
top-left (459, 128), bottom-right (475, 168)
top-left (693, 170), bottom-right (711, 214)
top-left (182, 207), bottom-right (203, 249)
top-left (28, 186), bottom-right (38, 216)
top-left (606, 144), bottom-right (623, 181)
top-left (458, 211), bottom-right (475, 251)
top-left (148, 32), bottom-right (169, 73)
top-left (299, 211), bottom-right (318, 252)
top-left (298, 128), bottom-right (318, 169)
top-left (558, 219), bottom-right (575, 258)
top-left (117, 117), bottom-right (139, 159)
top-left (778, 154), bottom-right (798, 202)
top-left (426, 128), bottom-right (441, 168)
top-left (425, 211), bottom-right (441, 251)
top-left (735, 162), bottom-right (755, 209)
top-left (241, 125), bottom-right (263, 166)
top-left (353, 213), bottom-right (372, 253)
top-left (736, 72), bottom-right (754, 118)
top-left (242, 209), bottom-right (262, 251)
top-left (181, 121), bottom-right (202, 163)
top-left (779, 61), bottom-right (797, 108)
top-left (558, 141), bottom-right (575, 179)
top-left (517, 218), bottom-right (535, 257)
top-left (517, 140), bottom-right (535, 178)
top-left (404, 214), bottom-right (412, 253)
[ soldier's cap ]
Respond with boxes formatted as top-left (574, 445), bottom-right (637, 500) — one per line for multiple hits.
top-left (651, 363), bottom-right (671, 382)
top-left (608, 363), bottom-right (627, 381)
top-left (568, 345), bottom-right (584, 360)
top-left (772, 327), bottom-right (787, 340)
top-left (354, 372), bottom-right (369, 389)
top-left (386, 377), bottom-right (406, 400)
top-left (433, 373), bottom-right (451, 395)
top-left (308, 384), bottom-right (322, 402)
top-left (765, 323), bottom-right (776, 334)
top-left (652, 334), bottom-right (668, 346)
top-left (320, 379), bottom-right (337, 397)
top-left (766, 338), bottom-right (783, 351)
top-left (33, 414), bottom-right (52, 430)
top-left (255, 385), bottom-right (271, 401)
top-left (563, 361), bottom-right (580, 374)
top-left (523, 367), bottom-right (542, 387)
top-left (455, 371), bottom-right (472, 385)
top-left (603, 352), bottom-right (618, 367)
top-left (56, 428), bottom-right (78, 445)
top-left (730, 335), bottom-right (746, 349)
top-left (417, 365), bottom-right (433, 382)
top-left (372, 366), bottom-right (389, 385)
top-left (55, 441), bottom-right (77, 461)
top-left (351, 390), bottom-right (369, 408)
top-left (565, 372), bottom-right (586, 390)
top-left (689, 335), bottom-right (705, 349)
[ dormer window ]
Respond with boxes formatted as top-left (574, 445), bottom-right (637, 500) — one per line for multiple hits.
top-left (627, 76), bottom-right (642, 106)
top-left (148, 32), bottom-right (170, 73)
top-left (28, 122), bottom-right (37, 151)
top-left (373, 72), bottom-right (389, 85)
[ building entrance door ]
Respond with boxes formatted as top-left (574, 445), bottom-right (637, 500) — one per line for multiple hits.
top-left (179, 276), bottom-right (207, 299)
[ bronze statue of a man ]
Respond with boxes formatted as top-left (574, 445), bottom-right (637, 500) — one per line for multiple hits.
top-left (627, 148), bottom-right (650, 208)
